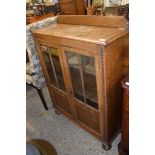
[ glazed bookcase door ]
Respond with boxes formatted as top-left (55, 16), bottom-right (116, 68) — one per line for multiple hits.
top-left (62, 46), bottom-right (101, 135)
top-left (40, 45), bottom-right (73, 117)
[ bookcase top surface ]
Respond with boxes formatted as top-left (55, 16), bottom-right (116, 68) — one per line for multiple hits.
top-left (33, 23), bottom-right (127, 45)
top-left (33, 15), bottom-right (128, 45)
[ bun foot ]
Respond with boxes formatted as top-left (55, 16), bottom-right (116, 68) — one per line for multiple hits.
top-left (102, 143), bottom-right (112, 150)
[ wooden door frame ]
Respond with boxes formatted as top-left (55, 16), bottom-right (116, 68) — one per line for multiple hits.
top-left (34, 39), bottom-right (74, 118)
top-left (60, 45), bottom-right (104, 137)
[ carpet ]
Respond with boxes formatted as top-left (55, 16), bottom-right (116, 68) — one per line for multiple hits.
top-left (26, 85), bottom-right (120, 155)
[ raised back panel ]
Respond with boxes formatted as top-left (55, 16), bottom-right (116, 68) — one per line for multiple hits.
top-left (57, 15), bottom-right (128, 28)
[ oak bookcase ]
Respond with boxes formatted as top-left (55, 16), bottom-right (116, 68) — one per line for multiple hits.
top-left (32, 15), bottom-right (129, 150)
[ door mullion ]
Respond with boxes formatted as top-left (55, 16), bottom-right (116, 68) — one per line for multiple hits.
top-left (78, 55), bottom-right (87, 104)
top-left (48, 48), bottom-right (59, 88)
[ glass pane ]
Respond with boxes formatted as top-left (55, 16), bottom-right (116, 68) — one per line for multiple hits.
top-left (41, 46), bottom-right (57, 87)
top-left (49, 47), bottom-right (66, 92)
top-left (81, 56), bottom-right (98, 109)
top-left (66, 52), bottom-right (84, 102)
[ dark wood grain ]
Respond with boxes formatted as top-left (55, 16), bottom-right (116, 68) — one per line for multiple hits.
top-left (74, 0), bottom-right (86, 15)
top-left (118, 76), bottom-right (129, 155)
top-left (60, 0), bottom-right (85, 15)
top-left (60, 0), bottom-right (76, 15)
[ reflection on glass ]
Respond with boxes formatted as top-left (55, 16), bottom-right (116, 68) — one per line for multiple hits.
top-left (67, 52), bottom-right (79, 68)
top-left (66, 51), bottom-right (98, 109)
top-left (41, 46), bottom-right (57, 87)
top-left (67, 52), bottom-right (84, 102)
top-left (81, 56), bottom-right (96, 75)
top-left (41, 46), bottom-right (48, 53)
top-left (41, 45), bottom-right (66, 92)
top-left (49, 47), bottom-right (66, 92)
top-left (81, 56), bottom-right (98, 109)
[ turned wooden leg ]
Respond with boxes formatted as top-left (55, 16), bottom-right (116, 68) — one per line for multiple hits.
top-left (55, 109), bottom-right (61, 115)
top-left (102, 143), bottom-right (112, 150)
top-left (37, 88), bottom-right (48, 110)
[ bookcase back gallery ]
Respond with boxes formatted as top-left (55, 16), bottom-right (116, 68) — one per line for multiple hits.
top-left (32, 15), bottom-right (129, 150)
